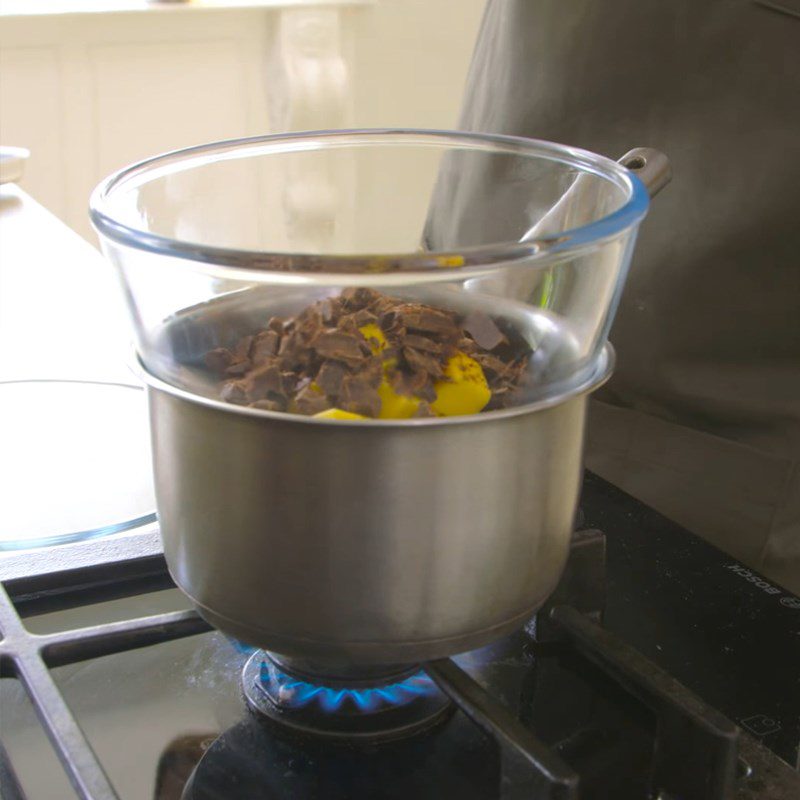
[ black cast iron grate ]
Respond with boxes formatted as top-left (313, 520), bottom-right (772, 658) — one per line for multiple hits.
top-left (0, 529), bottom-right (740, 800)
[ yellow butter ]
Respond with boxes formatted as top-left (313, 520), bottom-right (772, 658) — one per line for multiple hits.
top-left (313, 408), bottom-right (368, 421)
top-left (378, 378), bottom-right (420, 419)
top-left (316, 344), bottom-right (491, 420)
top-left (358, 323), bottom-right (387, 355)
top-left (431, 352), bottom-right (491, 417)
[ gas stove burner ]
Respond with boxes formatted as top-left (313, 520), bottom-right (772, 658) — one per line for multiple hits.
top-left (242, 651), bottom-right (452, 741)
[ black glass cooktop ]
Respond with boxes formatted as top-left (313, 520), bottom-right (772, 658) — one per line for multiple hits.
top-left (581, 472), bottom-right (800, 769)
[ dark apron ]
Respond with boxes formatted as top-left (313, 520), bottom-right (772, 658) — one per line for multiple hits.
top-left (450, 0), bottom-right (800, 591)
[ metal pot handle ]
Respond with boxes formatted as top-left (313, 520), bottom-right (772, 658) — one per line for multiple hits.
top-left (618, 148), bottom-right (672, 198)
top-left (518, 146), bottom-right (671, 243)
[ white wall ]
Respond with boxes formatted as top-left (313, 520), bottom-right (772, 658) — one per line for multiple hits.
top-left (348, 0), bottom-right (485, 128)
top-left (0, 0), bottom-right (485, 242)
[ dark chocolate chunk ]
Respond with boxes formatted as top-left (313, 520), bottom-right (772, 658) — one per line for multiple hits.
top-left (462, 310), bottom-right (508, 351)
top-left (391, 368), bottom-right (436, 403)
top-left (403, 334), bottom-right (442, 354)
top-left (250, 330), bottom-right (280, 363)
top-left (233, 335), bottom-right (254, 362)
top-left (294, 376), bottom-right (312, 394)
top-left (456, 336), bottom-right (479, 355)
top-left (505, 358), bottom-right (529, 387)
top-left (278, 331), bottom-right (297, 356)
top-left (340, 286), bottom-right (378, 311)
top-left (360, 356), bottom-right (384, 389)
top-left (402, 347), bottom-right (444, 380)
top-left (315, 361), bottom-right (347, 397)
top-left (278, 331), bottom-right (315, 371)
top-left (205, 348), bottom-right (234, 375)
top-left (472, 352), bottom-right (508, 378)
top-left (250, 398), bottom-right (285, 412)
top-left (294, 385), bottom-right (331, 415)
top-left (224, 360), bottom-right (252, 377)
top-left (371, 292), bottom-right (396, 316)
top-left (319, 298), bottom-right (336, 324)
top-left (413, 401), bottom-right (436, 418)
top-left (313, 330), bottom-right (366, 364)
top-left (378, 310), bottom-right (398, 331)
top-left (242, 363), bottom-right (284, 400)
top-left (220, 381), bottom-right (248, 404)
top-left (353, 309), bottom-right (378, 327)
top-left (394, 304), bottom-right (459, 337)
top-left (486, 386), bottom-right (514, 411)
top-left (340, 376), bottom-right (382, 418)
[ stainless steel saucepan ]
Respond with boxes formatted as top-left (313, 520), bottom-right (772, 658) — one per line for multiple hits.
top-left (91, 131), bottom-right (669, 665)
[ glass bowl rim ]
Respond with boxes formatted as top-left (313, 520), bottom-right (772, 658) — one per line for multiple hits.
top-left (89, 128), bottom-right (649, 278)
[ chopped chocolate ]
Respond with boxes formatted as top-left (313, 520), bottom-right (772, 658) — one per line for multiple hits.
top-left (361, 356), bottom-right (384, 389)
top-left (233, 335), bottom-right (254, 362)
top-left (294, 376), bottom-right (312, 395)
top-left (340, 375), bottom-right (382, 418)
top-left (353, 309), bottom-right (378, 327)
top-left (315, 361), bottom-right (346, 397)
top-left (403, 334), bottom-right (442, 354)
top-left (313, 330), bottom-right (366, 364)
top-left (391, 368), bottom-right (436, 403)
top-left (220, 381), bottom-right (248, 405)
top-left (250, 398), bottom-right (285, 412)
top-left (277, 331), bottom-right (298, 357)
top-left (402, 347), bottom-right (444, 380)
top-left (462, 310), bottom-right (508, 351)
top-left (295, 310), bottom-right (325, 346)
top-left (393, 304), bottom-right (459, 338)
top-left (319, 298), bottom-right (336, 324)
top-left (472, 352), bottom-right (509, 378)
top-left (250, 330), bottom-right (280, 363)
top-left (505, 357), bottom-right (530, 387)
top-left (413, 401), bottom-right (436, 418)
top-left (224, 360), bottom-right (252, 378)
top-left (241, 363), bottom-right (283, 400)
top-left (486, 384), bottom-right (522, 411)
top-left (205, 347), bottom-right (234, 375)
top-left (336, 315), bottom-right (360, 336)
top-left (340, 286), bottom-right (378, 311)
top-left (294, 384), bottom-right (331, 415)
top-left (208, 288), bottom-right (532, 417)
top-left (372, 294), bottom-right (396, 317)
top-left (378, 310), bottom-right (398, 331)
top-left (276, 330), bottom-right (316, 373)
top-left (456, 336), bottom-right (479, 355)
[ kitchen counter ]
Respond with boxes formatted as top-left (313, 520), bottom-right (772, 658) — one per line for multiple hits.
top-left (0, 184), bottom-right (131, 385)
top-left (0, 184), bottom-right (155, 554)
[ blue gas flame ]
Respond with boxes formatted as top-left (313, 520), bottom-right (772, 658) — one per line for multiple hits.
top-left (259, 660), bottom-right (438, 714)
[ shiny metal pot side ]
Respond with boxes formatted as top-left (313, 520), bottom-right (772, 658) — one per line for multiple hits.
top-left (140, 347), bottom-right (613, 665)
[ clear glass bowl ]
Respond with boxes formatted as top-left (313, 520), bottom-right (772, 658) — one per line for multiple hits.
top-left (90, 129), bottom-right (648, 420)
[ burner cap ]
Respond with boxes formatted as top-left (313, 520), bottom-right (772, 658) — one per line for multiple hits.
top-left (182, 713), bottom-right (499, 800)
top-left (0, 380), bottom-right (156, 550)
top-left (242, 651), bottom-right (451, 741)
